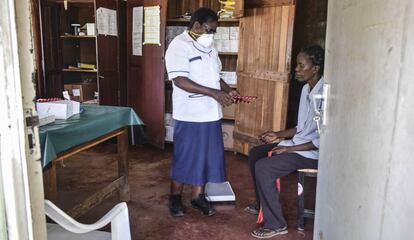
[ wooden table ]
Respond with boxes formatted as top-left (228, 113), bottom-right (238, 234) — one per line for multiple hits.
top-left (39, 105), bottom-right (142, 218)
top-left (43, 127), bottom-right (130, 219)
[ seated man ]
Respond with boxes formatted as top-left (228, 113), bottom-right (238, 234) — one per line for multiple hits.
top-left (247, 45), bottom-right (325, 239)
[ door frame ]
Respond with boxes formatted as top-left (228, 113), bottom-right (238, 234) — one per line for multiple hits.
top-left (0, 0), bottom-right (46, 238)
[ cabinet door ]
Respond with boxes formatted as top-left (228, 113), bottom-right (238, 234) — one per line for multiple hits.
top-left (234, 0), bottom-right (296, 154)
top-left (126, 0), bottom-right (167, 149)
top-left (96, 0), bottom-right (120, 106)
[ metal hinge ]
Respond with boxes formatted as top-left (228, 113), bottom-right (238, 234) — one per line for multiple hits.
top-left (24, 108), bottom-right (39, 154)
top-left (26, 115), bottom-right (39, 128)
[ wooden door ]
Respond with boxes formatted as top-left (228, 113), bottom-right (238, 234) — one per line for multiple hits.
top-left (234, 0), bottom-right (296, 154)
top-left (40, 1), bottom-right (63, 98)
top-left (96, 0), bottom-right (120, 106)
top-left (126, 0), bottom-right (167, 148)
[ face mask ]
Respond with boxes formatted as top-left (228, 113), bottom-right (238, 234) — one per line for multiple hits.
top-left (196, 34), bottom-right (214, 49)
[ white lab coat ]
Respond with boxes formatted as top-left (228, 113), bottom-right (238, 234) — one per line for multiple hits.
top-left (165, 31), bottom-right (223, 122)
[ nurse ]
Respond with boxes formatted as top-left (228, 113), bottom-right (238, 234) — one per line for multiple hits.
top-left (165, 7), bottom-right (239, 217)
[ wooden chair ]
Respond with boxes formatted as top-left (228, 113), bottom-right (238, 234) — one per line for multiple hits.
top-left (297, 168), bottom-right (318, 231)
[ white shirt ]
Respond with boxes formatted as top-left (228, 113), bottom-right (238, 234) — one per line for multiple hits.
top-left (278, 77), bottom-right (323, 159)
top-left (165, 31), bottom-right (223, 122)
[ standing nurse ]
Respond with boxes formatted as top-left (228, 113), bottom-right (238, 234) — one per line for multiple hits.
top-left (165, 8), bottom-right (238, 217)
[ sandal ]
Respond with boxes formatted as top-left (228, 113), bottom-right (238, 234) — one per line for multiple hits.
top-left (251, 227), bottom-right (288, 239)
top-left (244, 203), bottom-right (259, 215)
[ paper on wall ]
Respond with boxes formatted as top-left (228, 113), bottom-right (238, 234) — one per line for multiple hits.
top-left (132, 6), bottom-right (143, 56)
top-left (72, 89), bottom-right (81, 97)
top-left (96, 7), bottom-right (117, 36)
top-left (143, 6), bottom-right (161, 45)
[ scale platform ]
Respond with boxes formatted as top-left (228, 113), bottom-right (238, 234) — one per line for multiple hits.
top-left (205, 181), bottom-right (236, 202)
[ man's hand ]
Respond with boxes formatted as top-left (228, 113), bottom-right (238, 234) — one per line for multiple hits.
top-left (271, 146), bottom-right (290, 155)
top-left (259, 130), bottom-right (279, 144)
top-left (212, 90), bottom-right (233, 107)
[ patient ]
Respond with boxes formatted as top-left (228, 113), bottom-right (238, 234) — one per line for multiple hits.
top-left (246, 45), bottom-right (325, 239)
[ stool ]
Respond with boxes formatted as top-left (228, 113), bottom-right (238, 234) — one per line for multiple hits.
top-left (297, 168), bottom-right (318, 231)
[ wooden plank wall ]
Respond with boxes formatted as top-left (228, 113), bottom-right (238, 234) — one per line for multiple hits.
top-left (234, 3), bottom-right (295, 155)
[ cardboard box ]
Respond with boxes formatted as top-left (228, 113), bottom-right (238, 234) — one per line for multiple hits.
top-left (36, 100), bottom-right (80, 120)
top-left (222, 104), bottom-right (236, 120)
top-left (230, 27), bottom-right (239, 40)
top-left (64, 82), bottom-right (97, 102)
top-left (82, 23), bottom-right (95, 36)
top-left (214, 27), bottom-right (230, 40)
top-left (215, 39), bottom-right (231, 52)
top-left (229, 40), bottom-right (239, 52)
top-left (222, 122), bottom-right (234, 150)
top-left (221, 71), bottom-right (237, 85)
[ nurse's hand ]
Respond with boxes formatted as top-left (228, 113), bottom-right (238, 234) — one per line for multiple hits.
top-left (228, 90), bottom-right (240, 98)
top-left (212, 90), bottom-right (233, 107)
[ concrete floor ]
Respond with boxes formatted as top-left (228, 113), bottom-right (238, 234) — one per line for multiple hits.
top-left (53, 143), bottom-right (316, 240)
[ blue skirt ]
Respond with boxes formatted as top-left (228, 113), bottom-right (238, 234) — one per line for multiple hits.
top-left (171, 120), bottom-right (226, 186)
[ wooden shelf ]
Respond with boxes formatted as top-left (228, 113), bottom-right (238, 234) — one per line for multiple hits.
top-left (219, 52), bottom-right (238, 56)
top-left (62, 68), bottom-right (97, 73)
top-left (167, 18), bottom-right (240, 23)
top-left (60, 35), bottom-right (96, 39)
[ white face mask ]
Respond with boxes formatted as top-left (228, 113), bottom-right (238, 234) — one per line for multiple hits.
top-left (196, 34), bottom-right (214, 49)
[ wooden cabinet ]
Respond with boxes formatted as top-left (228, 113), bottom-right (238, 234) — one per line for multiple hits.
top-left (234, 0), bottom-right (296, 154)
top-left (38, 0), bottom-right (121, 106)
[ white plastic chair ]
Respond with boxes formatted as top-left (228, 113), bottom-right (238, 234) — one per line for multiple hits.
top-left (44, 200), bottom-right (131, 240)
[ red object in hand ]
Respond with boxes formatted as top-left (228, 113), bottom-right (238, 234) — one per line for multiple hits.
top-left (232, 95), bottom-right (257, 104)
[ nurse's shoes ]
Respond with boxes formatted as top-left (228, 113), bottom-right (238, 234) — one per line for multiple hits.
top-left (169, 194), bottom-right (185, 217)
top-left (191, 193), bottom-right (216, 216)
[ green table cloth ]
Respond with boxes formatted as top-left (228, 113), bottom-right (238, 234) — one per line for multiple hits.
top-left (39, 104), bottom-right (143, 168)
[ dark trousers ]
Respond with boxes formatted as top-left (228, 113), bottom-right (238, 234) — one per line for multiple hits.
top-left (248, 144), bottom-right (318, 229)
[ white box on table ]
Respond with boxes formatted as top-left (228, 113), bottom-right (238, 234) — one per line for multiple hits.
top-left (36, 100), bottom-right (80, 120)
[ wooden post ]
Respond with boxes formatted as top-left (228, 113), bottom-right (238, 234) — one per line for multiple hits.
top-left (118, 127), bottom-right (130, 201)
